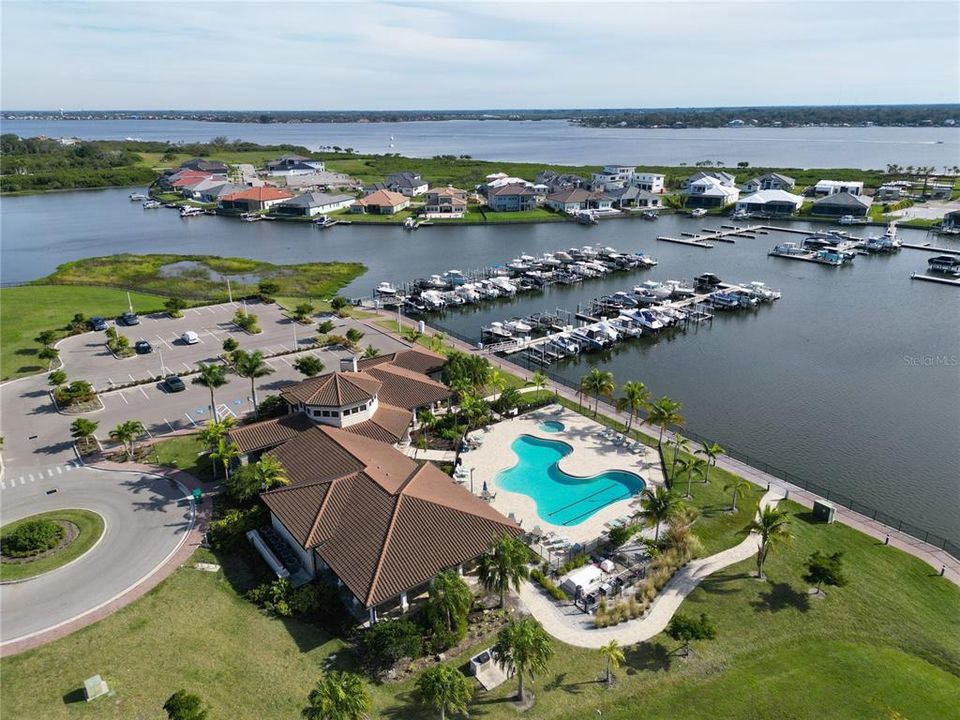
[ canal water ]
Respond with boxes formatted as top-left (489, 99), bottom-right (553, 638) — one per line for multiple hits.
top-left (2, 189), bottom-right (958, 542)
top-left (2, 118), bottom-right (956, 169)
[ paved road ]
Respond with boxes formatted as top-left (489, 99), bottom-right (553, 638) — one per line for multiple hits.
top-left (0, 467), bottom-right (192, 645)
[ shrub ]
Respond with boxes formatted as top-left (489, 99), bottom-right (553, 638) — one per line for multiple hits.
top-left (317, 319), bottom-right (335, 334)
top-left (2, 519), bottom-right (64, 557)
top-left (322, 334), bottom-right (348, 348)
top-left (530, 569), bottom-right (566, 601)
top-left (165, 297), bottom-right (188, 318)
top-left (258, 280), bottom-right (280, 303)
top-left (345, 328), bottom-right (364, 345)
top-left (558, 554), bottom-right (589, 575)
top-left (248, 578), bottom-right (322, 617)
top-left (54, 380), bottom-right (96, 407)
top-left (608, 524), bottom-right (636, 548)
top-left (222, 337), bottom-right (239, 353)
top-left (48, 370), bottom-right (67, 387)
top-left (233, 310), bottom-right (260, 333)
top-left (627, 595), bottom-right (641, 619)
top-left (256, 394), bottom-right (287, 419)
top-left (207, 505), bottom-right (267, 551)
top-left (330, 295), bottom-right (349, 315)
top-left (360, 618), bottom-right (423, 670)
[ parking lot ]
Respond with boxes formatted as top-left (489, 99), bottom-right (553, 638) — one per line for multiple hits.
top-left (59, 300), bottom-right (316, 391)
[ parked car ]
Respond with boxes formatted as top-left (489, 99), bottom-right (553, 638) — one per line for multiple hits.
top-left (163, 375), bottom-right (186, 393)
top-left (134, 339), bottom-right (153, 354)
top-left (89, 316), bottom-right (108, 331)
top-left (118, 311), bottom-right (140, 326)
top-left (180, 330), bottom-right (200, 345)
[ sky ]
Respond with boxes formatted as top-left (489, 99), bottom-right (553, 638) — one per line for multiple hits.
top-left (1, 0), bottom-right (958, 110)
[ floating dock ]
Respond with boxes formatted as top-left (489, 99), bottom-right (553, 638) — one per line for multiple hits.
top-left (658, 224), bottom-right (764, 249)
top-left (911, 273), bottom-right (960, 286)
top-left (902, 243), bottom-right (960, 256)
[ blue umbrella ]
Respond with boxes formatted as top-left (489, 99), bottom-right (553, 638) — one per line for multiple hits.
top-left (482, 480), bottom-right (488, 493)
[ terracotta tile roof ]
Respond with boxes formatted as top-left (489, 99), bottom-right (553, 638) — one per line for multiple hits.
top-left (346, 403), bottom-right (412, 444)
top-left (280, 371), bottom-right (382, 407)
top-left (364, 364), bottom-right (451, 409)
top-left (262, 428), bottom-right (520, 608)
top-left (489, 183), bottom-right (535, 197)
top-left (426, 186), bottom-right (467, 196)
top-left (221, 187), bottom-right (294, 202)
top-left (228, 413), bottom-right (314, 454)
top-left (357, 347), bottom-right (447, 376)
top-left (355, 189), bottom-right (408, 207)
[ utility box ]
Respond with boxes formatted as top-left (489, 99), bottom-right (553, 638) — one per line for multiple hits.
top-left (812, 500), bottom-right (836, 523)
top-left (84, 675), bottom-right (109, 702)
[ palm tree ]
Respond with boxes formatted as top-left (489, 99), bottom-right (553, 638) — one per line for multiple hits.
top-left (415, 664), bottom-right (473, 720)
top-left (527, 370), bottom-right (549, 399)
top-left (211, 437), bottom-right (239, 480)
top-left (109, 419), bottom-right (145, 460)
top-left (677, 455), bottom-right (705, 499)
top-left (599, 639), bottom-right (625, 685)
top-left (647, 396), bottom-right (684, 446)
top-left (252, 455), bottom-right (288, 490)
top-left (428, 332), bottom-right (447, 354)
top-left (492, 617), bottom-right (553, 704)
top-left (696, 441), bottom-right (725, 484)
top-left (724, 478), bottom-right (751, 512)
top-left (192, 362), bottom-right (229, 422)
top-left (302, 671), bottom-right (371, 720)
top-left (742, 505), bottom-right (792, 580)
top-left (478, 533), bottom-right (530, 608)
top-left (200, 418), bottom-right (235, 479)
top-left (615, 380), bottom-right (650, 432)
top-left (69, 418), bottom-right (99, 443)
top-left (636, 486), bottom-right (680, 544)
top-left (233, 350), bottom-right (274, 417)
top-left (487, 368), bottom-right (507, 396)
top-left (427, 570), bottom-right (473, 633)
top-left (670, 434), bottom-right (690, 481)
top-left (580, 368), bottom-right (615, 417)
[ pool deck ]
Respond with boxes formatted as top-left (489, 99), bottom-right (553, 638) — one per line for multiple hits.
top-left (460, 405), bottom-right (666, 546)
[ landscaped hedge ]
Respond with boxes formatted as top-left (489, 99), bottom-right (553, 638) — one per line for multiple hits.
top-left (1, 519), bottom-right (64, 557)
top-left (531, 569), bottom-right (566, 601)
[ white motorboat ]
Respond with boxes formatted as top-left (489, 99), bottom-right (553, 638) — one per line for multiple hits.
top-left (420, 290), bottom-right (447, 310)
top-left (626, 309), bottom-right (665, 332)
top-left (490, 276), bottom-right (517, 296)
top-left (548, 334), bottom-right (581, 355)
top-left (838, 215), bottom-right (867, 225)
top-left (240, 212), bottom-right (261, 222)
top-left (731, 209), bottom-right (751, 220)
top-left (504, 318), bottom-right (534, 335)
top-left (375, 281), bottom-right (398, 297)
top-left (443, 269), bottom-right (467, 286)
top-left (665, 280), bottom-right (695, 298)
top-left (746, 281), bottom-right (781, 301)
top-left (554, 250), bottom-right (574, 263)
top-left (689, 208), bottom-right (708, 218)
top-left (456, 284), bottom-right (482, 303)
top-left (424, 274), bottom-right (447, 289)
top-left (482, 321), bottom-right (513, 340)
top-left (129, 192), bottom-right (148, 201)
top-left (633, 253), bottom-right (659, 268)
top-left (403, 216), bottom-right (417, 230)
top-left (142, 200), bottom-right (161, 209)
top-left (610, 316), bottom-right (643, 338)
top-left (180, 206), bottom-right (204, 217)
top-left (539, 253), bottom-right (563, 268)
top-left (637, 280), bottom-right (672, 300)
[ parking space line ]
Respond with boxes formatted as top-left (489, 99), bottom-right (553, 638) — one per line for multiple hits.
top-left (184, 412), bottom-right (197, 427)
top-left (56, 466), bottom-right (63, 474)
top-left (47, 469), bottom-right (54, 477)
top-left (0, 480), bottom-right (5, 490)
top-left (142, 427), bottom-right (153, 439)
top-left (27, 474), bottom-right (33, 483)
top-left (156, 334), bottom-right (172, 350)
top-left (279, 357), bottom-right (293, 367)
top-left (117, 391), bottom-right (129, 405)
top-left (206, 307), bottom-right (218, 314)
top-left (138, 385), bottom-right (150, 399)
top-left (128, 374), bottom-right (137, 383)
top-left (191, 308), bottom-right (203, 316)
top-left (163, 417), bottom-right (176, 433)
top-left (181, 362), bottom-right (192, 372)
top-left (65, 464), bottom-right (74, 472)
top-left (264, 359), bottom-right (278, 370)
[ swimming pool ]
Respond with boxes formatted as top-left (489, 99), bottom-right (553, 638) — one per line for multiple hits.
top-left (496, 435), bottom-right (644, 526)
top-left (538, 420), bottom-right (565, 433)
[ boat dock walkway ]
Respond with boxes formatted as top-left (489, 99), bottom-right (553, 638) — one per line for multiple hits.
top-left (911, 273), bottom-right (960, 286)
top-left (657, 224), bottom-right (766, 249)
top-left (902, 243), bottom-right (960, 255)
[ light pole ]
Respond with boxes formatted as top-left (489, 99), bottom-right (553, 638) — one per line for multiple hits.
top-left (227, 277), bottom-right (233, 303)
top-left (470, 468), bottom-right (474, 494)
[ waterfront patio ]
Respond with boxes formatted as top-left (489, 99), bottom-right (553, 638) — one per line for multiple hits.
top-left (459, 405), bottom-right (667, 548)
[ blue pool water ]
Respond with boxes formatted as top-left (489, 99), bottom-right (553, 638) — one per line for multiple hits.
top-left (497, 435), bottom-right (644, 526)
top-left (538, 420), bottom-right (565, 433)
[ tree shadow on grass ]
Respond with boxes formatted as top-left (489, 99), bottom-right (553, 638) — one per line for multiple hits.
top-left (697, 571), bottom-right (751, 596)
top-left (624, 641), bottom-right (672, 673)
top-left (751, 581), bottom-right (810, 613)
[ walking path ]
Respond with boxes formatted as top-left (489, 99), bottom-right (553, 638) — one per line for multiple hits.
top-left (1, 463), bottom-right (210, 657)
top-left (359, 312), bottom-right (960, 585)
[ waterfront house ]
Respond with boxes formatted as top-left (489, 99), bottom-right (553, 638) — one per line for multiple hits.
top-left (814, 179), bottom-right (864, 197)
top-left (607, 186), bottom-right (662, 209)
top-left (876, 184), bottom-right (904, 201)
top-left (734, 189), bottom-right (804, 216)
top-left (486, 184), bottom-right (538, 212)
top-left (273, 192), bottom-right (356, 217)
top-left (684, 175), bottom-right (740, 208)
top-left (180, 158), bottom-right (229, 174)
top-left (266, 154), bottom-right (325, 176)
top-left (629, 172), bottom-right (666, 194)
top-left (811, 191), bottom-right (873, 217)
top-left (681, 171), bottom-right (737, 191)
top-left (941, 209), bottom-right (960, 230)
top-left (591, 164), bottom-right (636, 191)
top-left (181, 177), bottom-right (236, 200)
top-left (536, 170), bottom-right (584, 193)
top-left (741, 173), bottom-right (796, 193)
top-left (198, 182), bottom-right (249, 203)
top-left (545, 188), bottom-right (613, 213)
top-left (163, 169), bottom-right (215, 190)
top-left (423, 186), bottom-right (469, 217)
top-left (219, 186), bottom-right (294, 212)
top-left (351, 189), bottom-right (411, 214)
top-left (384, 172), bottom-right (429, 197)
top-left (283, 171), bottom-right (360, 192)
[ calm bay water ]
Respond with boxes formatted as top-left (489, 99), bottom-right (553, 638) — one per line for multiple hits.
top-left (2, 189), bottom-right (958, 541)
top-left (2, 118), bottom-right (957, 169)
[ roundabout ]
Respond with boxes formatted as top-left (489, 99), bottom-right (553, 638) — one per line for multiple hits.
top-left (1, 509), bottom-right (105, 582)
top-left (0, 466), bottom-right (193, 650)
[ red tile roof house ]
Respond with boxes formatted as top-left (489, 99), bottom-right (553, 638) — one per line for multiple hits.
top-left (219, 186), bottom-right (294, 212)
top-left (227, 349), bottom-right (520, 622)
top-left (350, 188), bottom-right (411, 215)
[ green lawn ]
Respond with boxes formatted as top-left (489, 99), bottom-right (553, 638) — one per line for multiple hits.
top-left (2, 500), bottom-right (956, 719)
top-left (0, 285), bottom-right (165, 380)
top-left (1, 510), bottom-right (105, 582)
top-left (151, 434), bottom-right (215, 483)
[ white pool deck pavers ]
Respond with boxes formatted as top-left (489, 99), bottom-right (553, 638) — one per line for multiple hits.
top-left (518, 488), bottom-right (785, 648)
top-left (460, 405), bottom-right (667, 547)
